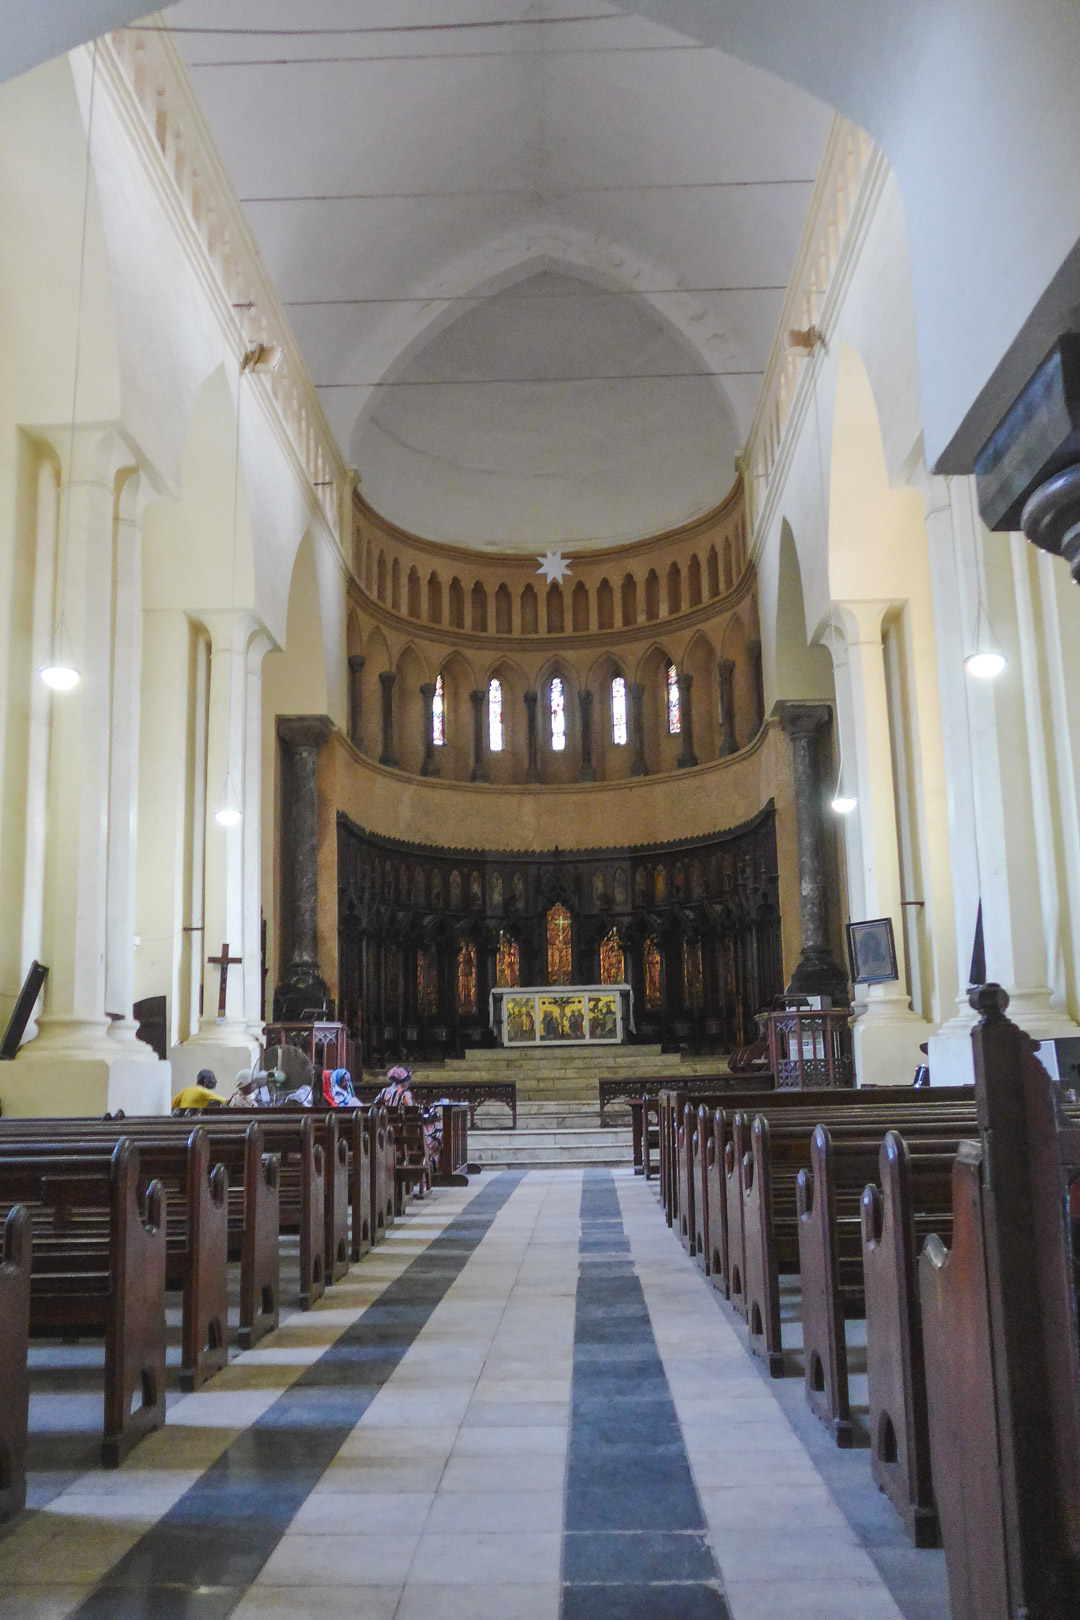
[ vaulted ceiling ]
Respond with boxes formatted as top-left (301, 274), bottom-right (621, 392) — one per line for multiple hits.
top-left (164, 1), bottom-right (833, 547)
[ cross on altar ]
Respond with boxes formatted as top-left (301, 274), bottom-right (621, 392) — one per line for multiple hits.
top-left (207, 942), bottom-right (242, 1017)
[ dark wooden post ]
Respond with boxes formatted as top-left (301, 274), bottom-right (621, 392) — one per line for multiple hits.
top-left (629, 681), bottom-right (647, 777)
top-left (677, 672), bottom-right (698, 769)
top-left (469, 689), bottom-right (489, 782)
top-left (347, 654), bottom-right (365, 750)
top-left (579, 688), bottom-right (596, 782)
top-left (378, 671), bottom-right (398, 768)
top-left (777, 701), bottom-right (848, 1002)
top-left (274, 714), bottom-right (333, 1020)
top-left (524, 689), bottom-right (541, 783)
top-left (717, 658), bottom-right (737, 756)
top-left (420, 682), bottom-right (439, 777)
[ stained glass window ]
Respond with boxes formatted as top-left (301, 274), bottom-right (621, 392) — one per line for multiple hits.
top-left (488, 678), bottom-right (504, 752)
top-left (611, 676), bottom-right (628, 745)
top-left (667, 662), bottom-right (681, 734)
top-left (496, 932), bottom-right (520, 987)
top-left (550, 676), bottom-right (566, 751)
top-left (432, 673), bottom-right (445, 746)
top-left (683, 938), bottom-right (704, 1009)
top-left (600, 928), bottom-right (625, 986)
top-left (644, 936), bottom-right (662, 1009)
top-left (546, 903), bottom-right (573, 984)
top-left (457, 940), bottom-right (477, 1014)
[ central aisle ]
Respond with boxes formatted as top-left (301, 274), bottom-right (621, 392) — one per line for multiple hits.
top-left (0, 1170), bottom-right (911, 1620)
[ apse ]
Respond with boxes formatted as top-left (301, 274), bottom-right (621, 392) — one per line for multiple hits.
top-left (353, 270), bottom-right (740, 550)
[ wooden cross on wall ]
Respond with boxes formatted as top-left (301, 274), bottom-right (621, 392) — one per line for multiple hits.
top-left (207, 942), bottom-right (242, 1017)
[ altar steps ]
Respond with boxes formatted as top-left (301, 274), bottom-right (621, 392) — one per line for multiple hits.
top-left (408, 1044), bottom-right (727, 1108)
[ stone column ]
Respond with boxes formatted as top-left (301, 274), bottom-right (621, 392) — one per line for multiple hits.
top-left (776, 701), bottom-right (849, 1003)
top-left (469, 689), bottom-right (489, 782)
top-left (676, 672), bottom-right (698, 769)
top-left (14, 429), bottom-right (170, 1115)
top-left (748, 640), bottom-right (765, 736)
top-left (629, 681), bottom-right (648, 776)
top-left (717, 659), bottom-right (737, 756)
top-left (578, 688), bottom-right (596, 782)
top-left (347, 654), bottom-right (364, 750)
top-left (524, 689), bottom-right (541, 783)
top-left (273, 715), bottom-right (333, 1021)
top-left (420, 682), bottom-right (439, 777)
top-left (378, 670), bottom-right (398, 767)
top-left (834, 602), bottom-right (931, 1083)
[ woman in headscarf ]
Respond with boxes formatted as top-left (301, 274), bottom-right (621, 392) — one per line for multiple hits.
top-left (375, 1065), bottom-right (442, 1174)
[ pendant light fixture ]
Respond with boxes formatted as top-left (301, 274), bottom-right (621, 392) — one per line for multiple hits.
top-left (41, 42), bottom-right (100, 693)
top-left (964, 545), bottom-right (1006, 679)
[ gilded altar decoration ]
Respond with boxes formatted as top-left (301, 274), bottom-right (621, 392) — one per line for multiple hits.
top-left (644, 935), bottom-right (662, 1008)
top-left (588, 993), bottom-right (617, 1040)
top-left (505, 995), bottom-right (535, 1042)
top-left (457, 939), bottom-right (477, 1013)
top-left (654, 864), bottom-right (667, 904)
top-left (540, 994), bottom-right (584, 1040)
top-left (599, 928), bottom-right (625, 985)
top-left (496, 932), bottom-right (520, 987)
top-left (546, 903), bottom-right (572, 984)
top-left (683, 937), bottom-right (704, 1009)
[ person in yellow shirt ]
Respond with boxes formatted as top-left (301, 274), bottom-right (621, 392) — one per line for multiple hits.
top-left (171, 1069), bottom-right (221, 1112)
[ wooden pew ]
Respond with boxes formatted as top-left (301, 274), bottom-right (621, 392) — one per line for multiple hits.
top-left (367, 1105), bottom-right (395, 1245)
top-left (920, 986), bottom-right (1080, 1620)
top-left (0, 1206), bottom-right (30, 1520)
top-left (0, 1139), bottom-right (167, 1466)
top-left (861, 1129), bottom-right (952, 1546)
top-left (433, 1103), bottom-right (470, 1186)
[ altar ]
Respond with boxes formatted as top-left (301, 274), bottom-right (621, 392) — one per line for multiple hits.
top-left (489, 985), bottom-right (632, 1047)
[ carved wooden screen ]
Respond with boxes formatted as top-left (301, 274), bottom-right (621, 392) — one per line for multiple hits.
top-left (683, 938), bottom-right (704, 1009)
top-left (496, 933), bottom-right (520, 987)
top-left (457, 940), bottom-right (477, 1014)
top-left (547, 903), bottom-right (573, 985)
top-left (644, 936), bottom-right (662, 1008)
top-left (600, 928), bottom-right (625, 985)
top-left (417, 946), bottom-right (438, 1014)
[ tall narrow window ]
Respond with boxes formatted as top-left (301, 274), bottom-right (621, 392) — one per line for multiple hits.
top-left (547, 903), bottom-right (573, 984)
top-left (611, 676), bottom-right (628, 746)
top-left (496, 932), bottom-right (520, 988)
top-left (667, 662), bottom-right (681, 735)
top-left (488, 677), bottom-right (504, 752)
top-left (457, 940), bottom-right (477, 1014)
top-left (432, 673), bottom-right (445, 747)
top-left (550, 676), bottom-right (566, 751)
top-left (644, 936), bottom-right (662, 1009)
top-left (600, 928), bottom-right (625, 985)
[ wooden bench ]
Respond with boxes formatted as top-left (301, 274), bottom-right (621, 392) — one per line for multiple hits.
top-left (919, 986), bottom-right (1080, 1620)
top-left (0, 1206), bottom-right (30, 1520)
top-left (432, 1103), bottom-right (470, 1186)
top-left (355, 1080), bottom-right (516, 1128)
top-left (0, 1139), bottom-right (167, 1467)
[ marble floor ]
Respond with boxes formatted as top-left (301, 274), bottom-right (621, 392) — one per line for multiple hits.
top-left (0, 1169), bottom-right (949, 1619)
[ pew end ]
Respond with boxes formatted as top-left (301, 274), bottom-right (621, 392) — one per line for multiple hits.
top-left (0, 1205), bottom-right (31, 1520)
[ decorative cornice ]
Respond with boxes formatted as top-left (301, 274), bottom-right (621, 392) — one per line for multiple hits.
top-left (100, 23), bottom-right (349, 552)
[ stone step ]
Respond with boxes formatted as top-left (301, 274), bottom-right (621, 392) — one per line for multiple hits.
top-left (469, 1124), bottom-right (634, 1169)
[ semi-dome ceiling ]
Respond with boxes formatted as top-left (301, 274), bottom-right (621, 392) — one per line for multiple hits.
top-left (166, 0), bottom-right (832, 548)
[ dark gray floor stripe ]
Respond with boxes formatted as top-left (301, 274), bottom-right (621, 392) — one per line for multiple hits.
top-left (69, 1171), bottom-right (524, 1620)
top-left (561, 1170), bottom-right (729, 1620)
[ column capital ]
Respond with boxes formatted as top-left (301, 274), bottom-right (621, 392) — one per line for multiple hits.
top-left (717, 657), bottom-right (735, 676)
top-left (348, 653), bottom-right (365, 674)
top-left (775, 699), bottom-right (832, 739)
top-left (277, 713), bottom-right (333, 753)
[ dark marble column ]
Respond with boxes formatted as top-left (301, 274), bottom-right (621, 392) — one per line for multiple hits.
top-left (524, 690), bottom-right (541, 783)
top-left (420, 682), bottom-right (439, 777)
top-left (469, 689), bottom-right (489, 782)
top-left (676, 672), bottom-right (698, 769)
top-left (777, 701), bottom-right (849, 1002)
top-left (578, 688), bottom-right (596, 782)
top-left (378, 670), bottom-right (398, 767)
top-left (629, 681), bottom-right (647, 777)
top-left (347, 654), bottom-right (365, 750)
top-left (717, 659), bottom-right (737, 756)
top-left (748, 639), bottom-right (765, 736)
top-left (273, 714), bottom-right (333, 1021)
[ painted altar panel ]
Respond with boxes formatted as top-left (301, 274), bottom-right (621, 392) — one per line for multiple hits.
top-left (496, 985), bottom-right (627, 1046)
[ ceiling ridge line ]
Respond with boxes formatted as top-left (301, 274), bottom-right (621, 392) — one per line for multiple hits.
top-left (239, 180), bottom-right (817, 203)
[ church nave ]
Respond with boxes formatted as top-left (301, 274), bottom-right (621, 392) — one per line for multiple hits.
top-left (0, 1171), bottom-right (943, 1620)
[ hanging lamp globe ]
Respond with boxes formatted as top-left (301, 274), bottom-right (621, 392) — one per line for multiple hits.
top-left (964, 647), bottom-right (1006, 679)
top-left (830, 793), bottom-right (858, 815)
top-left (40, 660), bottom-right (81, 691)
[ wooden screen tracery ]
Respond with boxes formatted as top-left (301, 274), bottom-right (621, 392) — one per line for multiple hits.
top-left (683, 938), bottom-right (704, 1009)
top-left (644, 936), bottom-right (662, 1009)
top-left (496, 933), bottom-right (520, 987)
top-left (600, 928), bottom-right (625, 985)
top-left (457, 940), bottom-right (477, 1014)
top-left (547, 903), bottom-right (573, 984)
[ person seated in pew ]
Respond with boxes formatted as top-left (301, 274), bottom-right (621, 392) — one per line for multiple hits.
top-left (227, 1068), bottom-right (277, 1107)
top-left (172, 1069), bottom-right (221, 1112)
top-left (377, 1066), bottom-right (442, 1172)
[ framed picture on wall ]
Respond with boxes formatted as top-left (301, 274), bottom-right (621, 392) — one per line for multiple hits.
top-left (846, 917), bottom-right (899, 985)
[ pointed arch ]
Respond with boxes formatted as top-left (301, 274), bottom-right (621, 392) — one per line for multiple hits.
top-left (407, 564), bottom-right (421, 619)
top-left (449, 575), bottom-right (465, 628)
top-left (471, 580), bottom-right (488, 632)
top-left (707, 544), bottom-right (720, 598)
top-left (546, 582), bottom-right (564, 635)
top-left (376, 550), bottom-right (387, 603)
top-left (391, 556), bottom-right (401, 612)
top-left (621, 573), bottom-right (637, 627)
top-left (644, 569), bottom-right (660, 621)
top-left (666, 561), bottom-right (682, 615)
top-left (427, 570), bottom-right (442, 624)
top-left (687, 553), bottom-right (702, 608)
top-left (571, 579), bottom-right (589, 632)
top-left (495, 581), bottom-right (512, 634)
top-left (597, 576), bottom-right (614, 630)
top-left (520, 581), bottom-right (538, 634)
